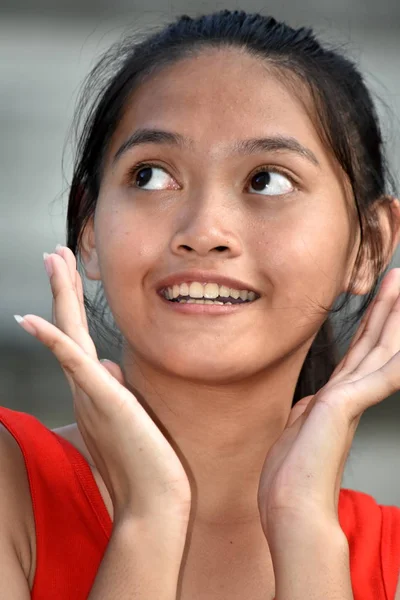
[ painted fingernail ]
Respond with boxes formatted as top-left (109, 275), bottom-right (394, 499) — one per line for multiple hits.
top-left (14, 315), bottom-right (37, 336)
top-left (43, 252), bottom-right (53, 278)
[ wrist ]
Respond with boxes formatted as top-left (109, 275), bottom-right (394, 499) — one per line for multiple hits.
top-left (269, 519), bottom-right (353, 600)
top-left (266, 508), bottom-right (346, 550)
top-left (111, 516), bottom-right (187, 580)
top-left (89, 515), bottom-right (187, 600)
top-left (114, 509), bottom-right (189, 539)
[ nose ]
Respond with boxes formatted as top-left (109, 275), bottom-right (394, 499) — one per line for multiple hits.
top-left (169, 190), bottom-right (243, 259)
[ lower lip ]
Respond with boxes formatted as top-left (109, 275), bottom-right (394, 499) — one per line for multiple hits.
top-left (157, 293), bottom-right (258, 314)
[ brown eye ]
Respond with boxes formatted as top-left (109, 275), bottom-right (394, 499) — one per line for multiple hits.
top-left (131, 163), bottom-right (175, 190)
top-left (248, 169), bottom-right (293, 196)
top-left (136, 166), bottom-right (153, 187)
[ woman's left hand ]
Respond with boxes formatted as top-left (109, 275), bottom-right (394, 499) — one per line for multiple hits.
top-left (258, 267), bottom-right (400, 541)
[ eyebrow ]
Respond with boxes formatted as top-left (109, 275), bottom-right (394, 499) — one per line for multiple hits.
top-left (112, 128), bottom-right (320, 167)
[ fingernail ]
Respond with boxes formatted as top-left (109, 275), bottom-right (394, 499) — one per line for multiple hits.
top-left (14, 315), bottom-right (37, 336)
top-left (55, 244), bottom-right (63, 254)
top-left (43, 252), bottom-right (53, 277)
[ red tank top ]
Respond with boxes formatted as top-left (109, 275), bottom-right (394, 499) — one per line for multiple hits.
top-left (0, 406), bottom-right (399, 599)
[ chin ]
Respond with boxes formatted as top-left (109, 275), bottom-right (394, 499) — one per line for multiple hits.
top-left (155, 352), bottom-right (263, 384)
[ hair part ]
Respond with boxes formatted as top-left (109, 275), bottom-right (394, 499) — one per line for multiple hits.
top-left (65, 9), bottom-right (398, 405)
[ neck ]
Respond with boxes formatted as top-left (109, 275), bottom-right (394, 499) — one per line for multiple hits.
top-left (121, 345), bottom-right (309, 527)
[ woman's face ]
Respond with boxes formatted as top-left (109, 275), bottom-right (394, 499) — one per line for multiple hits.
top-left (86, 48), bottom-right (357, 382)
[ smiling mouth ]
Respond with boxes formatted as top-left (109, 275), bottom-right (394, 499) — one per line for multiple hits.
top-left (166, 295), bottom-right (254, 305)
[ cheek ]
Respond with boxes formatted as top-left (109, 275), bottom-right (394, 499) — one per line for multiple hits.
top-left (255, 201), bottom-right (351, 310)
top-left (94, 203), bottom-right (166, 297)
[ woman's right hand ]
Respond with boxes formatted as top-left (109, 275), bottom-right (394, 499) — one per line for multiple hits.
top-left (15, 245), bottom-right (192, 530)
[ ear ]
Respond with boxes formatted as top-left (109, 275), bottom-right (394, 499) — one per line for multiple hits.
top-left (79, 216), bottom-right (101, 281)
top-left (346, 196), bottom-right (400, 295)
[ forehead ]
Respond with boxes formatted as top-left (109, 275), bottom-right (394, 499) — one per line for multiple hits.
top-left (106, 48), bottom-right (330, 166)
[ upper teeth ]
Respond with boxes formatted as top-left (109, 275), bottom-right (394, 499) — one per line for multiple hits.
top-left (163, 282), bottom-right (257, 301)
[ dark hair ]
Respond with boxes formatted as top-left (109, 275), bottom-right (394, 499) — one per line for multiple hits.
top-left (65, 9), bottom-right (397, 406)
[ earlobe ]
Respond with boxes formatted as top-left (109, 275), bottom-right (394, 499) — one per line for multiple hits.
top-left (342, 196), bottom-right (400, 296)
top-left (82, 249), bottom-right (101, 281)
top-left (348, 261), bottom-right (376, 296)
top-left (341, 231), bottom-right (375, 297)
top-left (381, 195), bottom-right (400, 263)
top-left (79, 217), bottom-right (102, 281)
top-left (389, 197), bottom-right (400, 246)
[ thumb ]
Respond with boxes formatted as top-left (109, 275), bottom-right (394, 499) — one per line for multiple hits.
top-left (286, 395), bottom-right (315, 428)
top-left (99, 359), bottom-right (125, 386)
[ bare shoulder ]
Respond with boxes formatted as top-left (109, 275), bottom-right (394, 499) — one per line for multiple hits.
top-left (0, 424), bottom-right (35, 593)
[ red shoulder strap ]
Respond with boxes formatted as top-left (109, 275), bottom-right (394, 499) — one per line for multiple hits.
top-left (0, 407), bottom-right (111, 599)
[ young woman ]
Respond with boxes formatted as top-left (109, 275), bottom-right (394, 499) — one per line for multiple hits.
top-left (1, 9), bottom-right (400, 600)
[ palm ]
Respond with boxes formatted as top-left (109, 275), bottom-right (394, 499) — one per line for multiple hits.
top-left (257, 268), bottom-right (400, 541)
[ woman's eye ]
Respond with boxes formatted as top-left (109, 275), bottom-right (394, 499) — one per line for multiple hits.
top-left (247, 169), bottom-right (294, 196)
top-left (130, 163), bottom-right (294, 196)
top-left (132, 164), bottom-right (175, 190)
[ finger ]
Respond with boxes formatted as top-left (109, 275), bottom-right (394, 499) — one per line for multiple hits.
top-left (51, 289), bottom-right (56, 326)
top-left (339, 293), bottom-right (377, 354)
top-left (48, 249), bottom-right (71, 329)
top-left (371, 278), bottom-right (400, 353)
top-left (335, 349), bottom-right (400, 419)
top-left (100, 359), bottom-right (125, 386)
top-left (330, 296), bottom-right (378, 377)
top-left (17, 315), bottom-right (131, 416)
top-left (55, 245), bottom-right (89, 332)
top-left (351, 290), bottom-right (400, 377)
top-left (55, 244), bottom-right (77, 284)
top-left (75, 268), bottom-right (90, 331)
top-left (286, 395), bottom-right (314, 428)
top-left (72, 360), bottom-right (126, 428)
top-left (61, 365), bottom-right (77, 396)
top-left (332, 268), bottom-right (400, 377)
top-left (44, 253), bottom-right (57, 327)
top-left (47, 253), bottom-right (97, 358)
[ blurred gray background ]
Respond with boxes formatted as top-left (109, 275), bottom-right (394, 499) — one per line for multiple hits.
top-left (1, 0), bottom-right (399, 505)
